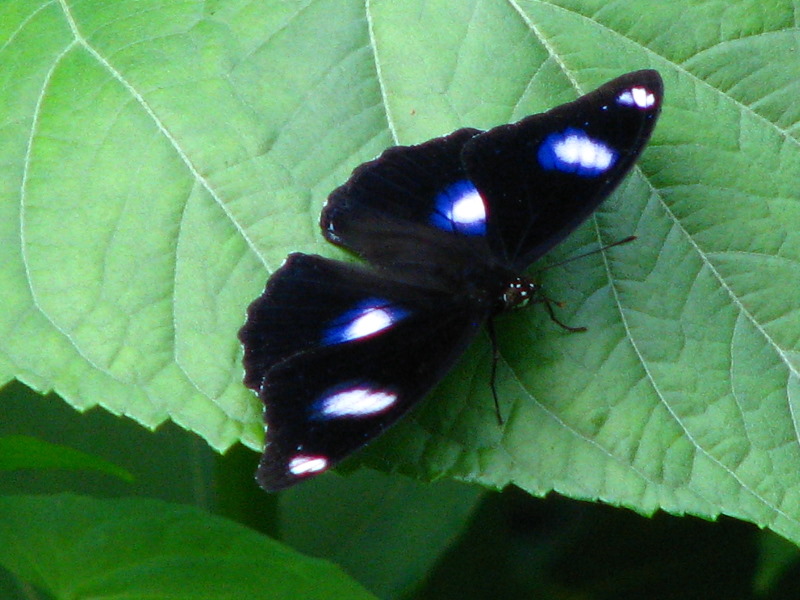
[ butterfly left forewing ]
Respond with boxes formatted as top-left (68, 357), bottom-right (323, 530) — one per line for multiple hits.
top-left (462, 70), bottom-right (663, 269)
top-left (322, 71), bottom-right (662, 277)
top-left (239, 253), bottom-right (487, 491)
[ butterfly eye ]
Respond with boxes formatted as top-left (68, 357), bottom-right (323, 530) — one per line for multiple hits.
top-left (313, 384), bottom-right (398, 419)
top-left (430, 179), bottom-right (487, 235)
top-left (617, 85), bottom-right (657, 110)
top-left (323, 299), bottom-right (409, 345)
top-left (537, 128), bottom-right (617, 177)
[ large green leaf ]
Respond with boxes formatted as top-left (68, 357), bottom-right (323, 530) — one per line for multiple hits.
top-left (0, 494), bottom-right (375, 599)
top-left (2, 0), bottom-right (800, 544)
top-left (0, 434), bottom-right (132, 481)
top-left (281, 469), bottom-right (483, 598)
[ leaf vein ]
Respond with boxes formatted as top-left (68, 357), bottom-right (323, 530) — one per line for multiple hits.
top-left (365, 0), bottom-right (398, 144)
top-left (596, 185), bottom-right (800, 528)
top-left (55, 0), bottom-right (268, 270)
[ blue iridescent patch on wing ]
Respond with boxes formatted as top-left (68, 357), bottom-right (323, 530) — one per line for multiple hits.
top-left (537, 128), bottom-right (617, 177)
top-left (322, 298), bottom-right (409, 346)
top-left (430, 179), bottom-right (487, 235)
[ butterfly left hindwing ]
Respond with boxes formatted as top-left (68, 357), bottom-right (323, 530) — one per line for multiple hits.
top-left (320, 127), bottom-right (495, 290)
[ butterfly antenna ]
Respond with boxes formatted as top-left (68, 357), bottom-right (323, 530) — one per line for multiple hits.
top-left (535, 236), bottom-right (635, 332)
top-left (487, 317), bottom-right (504, 426)
top-left (540, 235), bottom-right (637, 273)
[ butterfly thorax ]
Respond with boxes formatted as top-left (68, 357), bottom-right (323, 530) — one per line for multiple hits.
top-left (457, 261), bottom-right (538, 315)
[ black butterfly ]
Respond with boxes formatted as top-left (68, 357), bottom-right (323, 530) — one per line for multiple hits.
top-left (240, 70), bottom-right (663, 491)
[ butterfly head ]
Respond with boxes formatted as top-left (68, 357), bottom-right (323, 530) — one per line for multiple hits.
top-left (500, 276), bottom-right (540, 311)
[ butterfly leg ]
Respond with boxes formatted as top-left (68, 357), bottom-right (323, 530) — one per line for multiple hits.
top-left (539, 296), bottom-right (588, 333)
top-left (486, 317), bottom-right (505, 426)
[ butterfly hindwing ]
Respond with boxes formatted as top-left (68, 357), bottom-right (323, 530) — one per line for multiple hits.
top-left (240, 252), bottom-right (436, 390)
top-left (320, 127), bottom-right (497, 287)
top-left (462, 70), bottom-right (663, 268)
top-left (241, 253), bottom-right (487, 491)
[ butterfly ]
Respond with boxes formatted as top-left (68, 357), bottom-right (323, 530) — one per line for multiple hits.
top-left (239, 70), bottom-right (663, 491)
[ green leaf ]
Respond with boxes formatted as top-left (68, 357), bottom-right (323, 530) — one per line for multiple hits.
top-left (0, 435), bottom-right (133, 481)
top-left (3, 0), bottom-right (800, 547)
top-left (0, 494), bottom-right (376, 600)
top-left (0, 381), bottom-right (220, 505)
top-left (754, 530), bottom-right (800, 595)
top-left (281, 469), bottom-right (483, 598)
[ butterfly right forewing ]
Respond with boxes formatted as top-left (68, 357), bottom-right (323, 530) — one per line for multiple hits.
top-left (244, 253), bottom-right (488, 491)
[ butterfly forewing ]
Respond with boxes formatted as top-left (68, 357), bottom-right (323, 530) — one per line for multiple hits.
top-left (462, 70), bottom-right (663, 269)
top-left (245, 254), bottom-right (486, 491)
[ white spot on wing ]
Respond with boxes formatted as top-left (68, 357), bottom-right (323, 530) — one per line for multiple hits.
top-left (315, 385), bottom-right (398, 418)
top-left (324, 299), bottom-right (408, 345)
top-left (340, 305), bottom-right (392, 340)
top-left (538, 128), bottom-right (617, 177)
top-left (430, 180), bottom-right (486, 235)
top-left (617, 86), bottom-right (655, 110)
top-left (452, 190), bottom-right (484, 224)
top-left (288, 455), bottom-right (329, 476)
